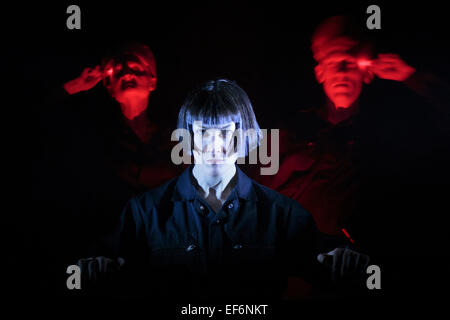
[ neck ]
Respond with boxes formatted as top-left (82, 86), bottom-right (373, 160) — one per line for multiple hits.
top-left (325, 99), bottom-right (359, 125)
top-left (124, 109), bottom-right (154, 144)
top-left (192, 164), bottom-right (236, 200)
top-left (119, 96), bottom-right (149, 120)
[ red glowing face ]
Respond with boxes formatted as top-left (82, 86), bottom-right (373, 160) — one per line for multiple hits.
top-left (315, 44), bottom-right (372, 109)
top-left (104, 55), bottom-right (156, 104)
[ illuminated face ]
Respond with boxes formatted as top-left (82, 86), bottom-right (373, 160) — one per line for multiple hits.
top-left (192, 121), bottom-right (238, 177)
top-left (104, 55), bottom-right (156, 104)
top-left (316, 49), bottom-right (372, 109)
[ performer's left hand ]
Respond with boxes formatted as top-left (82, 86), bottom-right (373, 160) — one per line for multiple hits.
top-left (317, 247), bottom-right (370, 284)
top-left (370, 53), bottom-right (416, 82)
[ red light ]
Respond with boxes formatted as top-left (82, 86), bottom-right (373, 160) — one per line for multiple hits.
top-left (357, 59), bottom-right (372, 69)
top-left (341, 228), bottom-right (355, 244)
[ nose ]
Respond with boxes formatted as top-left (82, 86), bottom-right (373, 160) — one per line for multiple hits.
top-left (212, 135), bottom-right (223, 156)
top-left (117, 63), bottom-right (134, 78)
top-left (204, 133), bottom-right (224, 156)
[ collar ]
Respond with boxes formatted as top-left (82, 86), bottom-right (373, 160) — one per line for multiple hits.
top-left (318, 98), bottom-right (360, 126)
top-left (171, 165), bottom-right (257, 202)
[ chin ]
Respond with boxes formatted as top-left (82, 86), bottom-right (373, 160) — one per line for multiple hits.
top-left (331, 94), bottom-right (357, 109)
top-left (116, 89), bottom-right (148, 100)
top-left (206, 163), bottom-right (223, 174)
top-left (208, 163), bottom-right (233, 177)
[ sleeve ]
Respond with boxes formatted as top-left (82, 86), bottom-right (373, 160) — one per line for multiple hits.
top-left (44, 86), bottom-right (71, 105)
top-left (42, 84), bottom-right (102, 114)
top-left (117, 197), bottom-right (147, 261)
top-left (403, 71), bottom-right (450, 135)
top-left (112, 197), bottom-right (152, 297)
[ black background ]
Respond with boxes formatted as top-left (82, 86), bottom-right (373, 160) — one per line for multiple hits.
top-left (6, 0), bottom-right (450, 316)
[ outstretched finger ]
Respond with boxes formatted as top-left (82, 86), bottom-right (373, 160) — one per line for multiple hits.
top-left (87, 258), bottom-right (98, 282)
top-left (96, 256), bottom-right (108, 273)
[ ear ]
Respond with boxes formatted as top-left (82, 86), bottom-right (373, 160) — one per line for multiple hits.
top-left (148, 76), bottom-right (157, 92)
top-left (314, 64), bottom-right (325, 84)
top-left (363, 69), bottom-right (374, 84)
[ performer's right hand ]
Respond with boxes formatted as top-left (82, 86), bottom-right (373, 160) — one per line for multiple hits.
top-left (76, 256), bottom-right (125, 283)
top-left (63, 66), bottom-right (103, 95)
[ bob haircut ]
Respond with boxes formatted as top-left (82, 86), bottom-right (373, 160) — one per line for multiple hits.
top-left (177, 79), bottom-right (262, 157)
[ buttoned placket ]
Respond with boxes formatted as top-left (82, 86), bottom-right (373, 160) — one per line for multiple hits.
top-left (193, 194), bottom-right (240, 265)
top-left (171, 166), bottom-right (257, 268)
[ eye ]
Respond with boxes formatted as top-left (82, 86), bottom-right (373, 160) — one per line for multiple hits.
top-left (128, 63), bottom-right (144, 73)
top-left (325, 61), bottom-right (339, 68)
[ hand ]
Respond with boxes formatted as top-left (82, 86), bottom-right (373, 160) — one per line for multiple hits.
top-left (369, 53), bottom-right (416, 82)
top-left (317, 247), bottom-right (370, 285)
top-left (77, 256), bottom-right (125, 284)
top-left (63, 66), bottom-right (103, 95)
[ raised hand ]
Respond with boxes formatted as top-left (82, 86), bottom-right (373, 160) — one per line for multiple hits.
top-left (63, 66), bottom-right (104, 95)
top-left (370, 53), bottom-right (416, 82)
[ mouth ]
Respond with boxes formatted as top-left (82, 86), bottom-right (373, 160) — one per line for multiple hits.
top-left (333, 82), bottom-right (351, 88)
top-left (120, 79), bottom-right (137, 90)
top-left (204, 158), bottom-right (226, 164)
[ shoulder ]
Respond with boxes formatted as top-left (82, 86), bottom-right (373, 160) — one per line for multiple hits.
top-left (129, 176), bottom-right (179, 213)
top-left (250, 179), bottom-right (314, 231)
top-left (251, 179), bottom-right (308, 213)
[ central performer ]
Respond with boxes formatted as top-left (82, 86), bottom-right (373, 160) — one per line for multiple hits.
top-left (80, 79), bottom-right (369, 301)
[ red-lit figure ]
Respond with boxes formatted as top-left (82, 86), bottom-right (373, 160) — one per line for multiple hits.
top-left (64, 43), bottom-right (157, 135)
top-left (311, 16), bottom-right (416, 121)
top-left (260, 15), bottom-right (449, 248)
top-left (61, 42), bottom-right (181, 192)
top-left (40, 43), bottom-right (184, 261)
